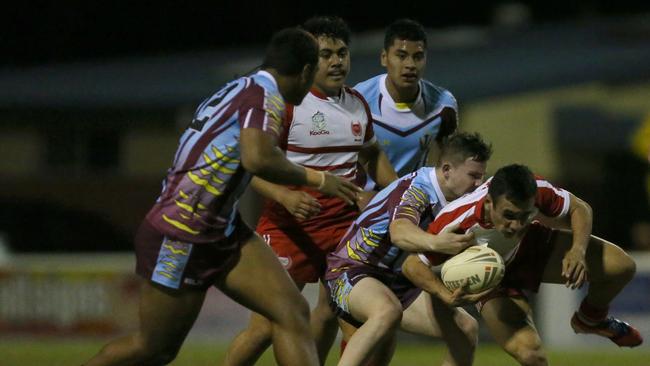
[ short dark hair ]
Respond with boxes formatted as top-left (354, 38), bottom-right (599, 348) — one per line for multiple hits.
top-left (262, 28), bottom-right (318, 76)
top-left (488, 164), bottom-right (537, 204)
top-left (302, 16), bottom-right (351, 45)
top-left (440, 132), bottom-right (493, 165)
top-left (384, 19), bottom-right (427, 50)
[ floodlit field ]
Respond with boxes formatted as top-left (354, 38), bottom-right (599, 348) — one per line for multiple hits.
top-left (3, 339), bottom-right (648, 366)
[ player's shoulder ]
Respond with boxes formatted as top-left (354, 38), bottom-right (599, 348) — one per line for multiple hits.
top-left (420, 79), bottom-right (457, 112)
top-left (354, 74), bottom-right (383, 96)
top-left (344, 86), bottom-right (371, 110)
top-left (441, 181), bottom-right (489, 214)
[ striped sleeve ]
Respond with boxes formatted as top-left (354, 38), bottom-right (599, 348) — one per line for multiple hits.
top-left (391, 183), bottom-right (430, 225)
top-left (239, 85), bottom-right (285, 139)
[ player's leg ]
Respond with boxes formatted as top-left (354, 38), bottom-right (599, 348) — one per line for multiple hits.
top-left (401, 292), bottom-right (478, 366)
top-left (480, 296), bottom-right (548, 366)
top-left (541, 230), bottom-right (641, 346)
top-left (336, 277), bottom-right (403, 366)
top-left (311, 281), bottom-right (340, 363)
top-left (219, 233), bottom-right (319, 366)
top-left (338, 318), bottom-right (396, 366)
top-left (84, 280), bottom-right (206, 366)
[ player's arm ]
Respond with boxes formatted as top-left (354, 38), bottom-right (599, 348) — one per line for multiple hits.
top-left (358, 141), bottom-right (398, 188)
top-left (357, 142), bottom-right (398, 209)
top-left (560, 193), bottom-right (593, 289)
top-left (389, 219), bottom-right (474, 254)
top-left (250, 176), bottom-right (321, 220)
top-left (401, 254), bottom-right (488, 306)
top-left (240, 128), bottom-right (361, 205)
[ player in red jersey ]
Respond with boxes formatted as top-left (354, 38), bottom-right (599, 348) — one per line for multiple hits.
top-left (222, 17), bottom-right (398, 366)
top-left (83, 28), bottom-right (362, 366)
top-left (405, 164), bottom-right (642, 366)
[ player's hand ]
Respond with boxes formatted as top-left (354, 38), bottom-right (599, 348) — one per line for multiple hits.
top-left (562, 247), bottom-right (588, 289)
top-left (355, 190), bottom-right (377, 211)
top-left (280, 190), bottom-right (321, 220)
top-left (318, 172), bottom-right (362, 205)
top-left (442, 280), bottom-right (493, 307)
top-left (431, 223), bottom-right (475, 254)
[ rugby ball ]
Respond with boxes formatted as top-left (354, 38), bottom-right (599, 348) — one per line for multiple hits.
top-left (441, 245), bottom-right (505, 294)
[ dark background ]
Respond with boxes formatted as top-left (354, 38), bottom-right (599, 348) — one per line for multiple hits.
top-left (4, 1), bottom-right (650, 67)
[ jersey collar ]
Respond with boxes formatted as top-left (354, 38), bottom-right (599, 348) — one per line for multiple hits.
top-left (430, 167), bottom-right (448, 207)
top-left (255, 70), bottom-right (278, 89)
top-left (379, 74), bottom-right (423, 113)
top-left (310, 87), bottom-right (342, 102)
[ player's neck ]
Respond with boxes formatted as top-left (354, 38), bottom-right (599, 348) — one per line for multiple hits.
top-left (435, 167), bottom-right (457, 202)
top-left (385, 77), bottom-right (419, 104)
top-left (313, 84), bottom-right (342, 98)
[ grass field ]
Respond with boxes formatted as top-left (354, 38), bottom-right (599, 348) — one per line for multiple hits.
top-left (2, 339), bottom-right (648, 366)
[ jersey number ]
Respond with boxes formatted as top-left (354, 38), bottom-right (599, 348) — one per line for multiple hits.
top-left (189, 83), bottom-right (238, 131)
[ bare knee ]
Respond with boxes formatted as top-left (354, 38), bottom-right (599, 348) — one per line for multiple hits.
top-left (602, 247), bottom-right (637, 283)
top-left (457, 313), bottom-right (479, 347)
top-left (508, 340), bottom-right (547, 366)
top-left (367, 300), bottom-right (402, 334)
top-left (272, 294), bottom-right (311, 329)
top-left (246, 316), bottom-right (274, 342)
top-left (127, 333), bottom-right (182, 365)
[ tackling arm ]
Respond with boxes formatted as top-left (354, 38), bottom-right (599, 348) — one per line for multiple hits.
top-left (240, 128), bottom-right (361, 205)
top-left (389, 219), bottom-right (474, 254)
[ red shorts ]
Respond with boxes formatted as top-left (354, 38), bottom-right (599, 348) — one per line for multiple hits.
top-left (478, 222), bottom-right (557, 310)
top-left (257, 220), bottom-right (352, 283)
top-left (135, 216), bottom-right (253, 291)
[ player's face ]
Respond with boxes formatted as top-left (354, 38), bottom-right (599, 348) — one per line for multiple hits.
top-left (313, 36), bottom-right (350, 96)
top-left (444, 158), bottom-right (487, 199)
top-left (382, 39), bottom-right (426, 89)
top-left (487, 195), bottom-right (538, 238)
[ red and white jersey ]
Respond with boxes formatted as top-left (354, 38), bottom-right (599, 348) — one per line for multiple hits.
top-left (419, 176), bottom-right (571, 266)
top-left (282, 87), bottom-right (376, 181)
top-left (258, 87), bottom-right (375, 231)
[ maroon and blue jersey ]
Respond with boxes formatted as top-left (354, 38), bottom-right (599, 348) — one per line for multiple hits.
top-left (146, 70), bottom-right (286, 243)
top-left (325, 167), bottom-right (448, 279)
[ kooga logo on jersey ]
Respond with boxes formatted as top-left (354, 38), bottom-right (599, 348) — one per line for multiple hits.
top-left (310, 111), bottom-right (330, 135)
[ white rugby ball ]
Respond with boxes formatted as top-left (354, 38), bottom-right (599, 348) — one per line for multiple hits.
top-left (441, 245), bottom-right (505, 294)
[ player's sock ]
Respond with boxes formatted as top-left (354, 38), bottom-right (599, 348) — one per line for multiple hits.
top-left (576, 299), bottom-right (608, 326)
top-left (572, 298), bottom-right (643, 347)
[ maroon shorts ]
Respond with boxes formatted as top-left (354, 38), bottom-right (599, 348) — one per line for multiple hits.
top-left (326, 266), bottom-right (422, 328)
top-left (477, 222), bottom-right (557, 310)
top-left (135, 216), bottom-right (253, 291)
top-left (258, 221), bottom-right (352, 283)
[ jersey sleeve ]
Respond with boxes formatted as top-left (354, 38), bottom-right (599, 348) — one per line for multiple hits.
top-left (418, 202), bottom-right (476, 267)
top-left (239, 86), bottom-right (285, 139)
top-left (277, 104), bottom-right (294, 151)
top-left (535, 178), bottom-right (571, 218)
top-left (349, 87), bottom-right (377, 147)
top-left (390, 182), bottom-right (430, 226)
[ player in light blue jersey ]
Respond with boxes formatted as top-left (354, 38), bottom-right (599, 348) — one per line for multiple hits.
top-left (355, 19), bottom-right (458, 193)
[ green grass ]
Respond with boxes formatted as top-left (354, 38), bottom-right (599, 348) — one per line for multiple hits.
top-left (2, 339), bottom-right (648, 366)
